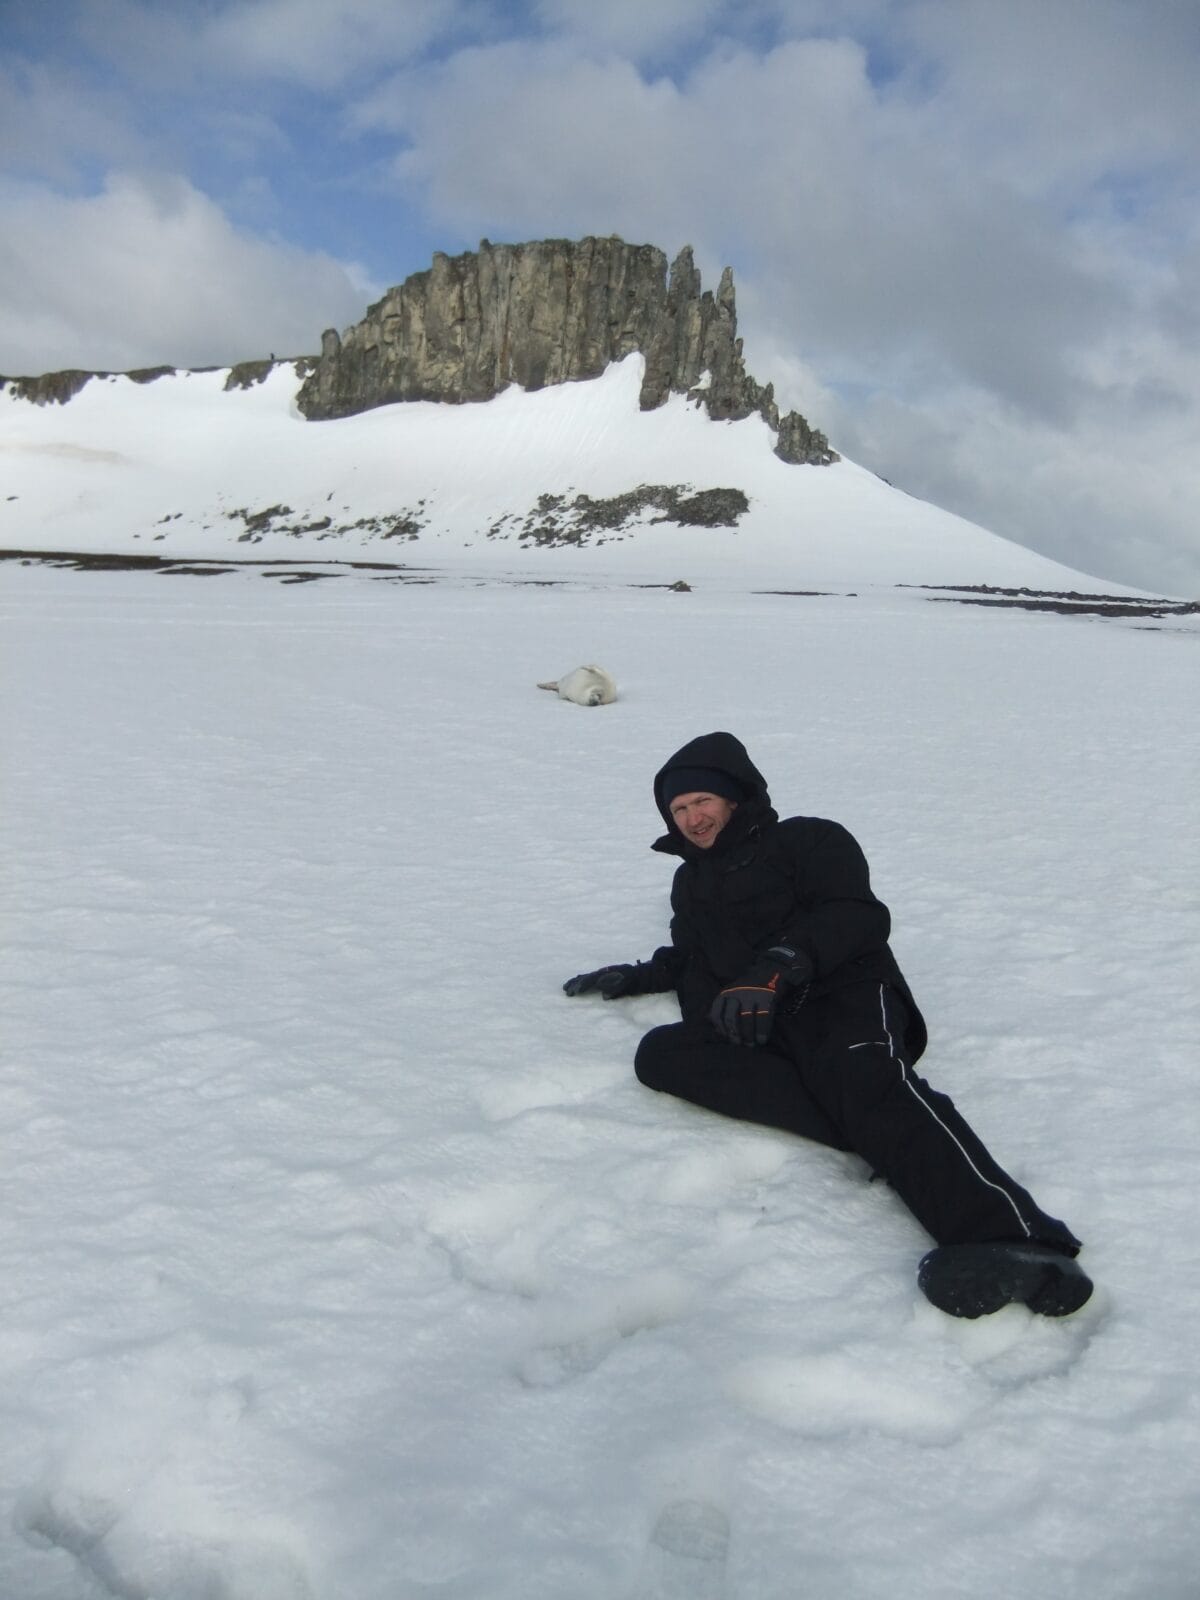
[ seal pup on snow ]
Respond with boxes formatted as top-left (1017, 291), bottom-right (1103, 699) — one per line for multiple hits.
top-left (536, 665), bottom-right (618, 706)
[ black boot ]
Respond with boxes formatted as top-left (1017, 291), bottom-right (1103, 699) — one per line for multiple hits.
top-left (918, 1241), bottom-right (1094, 1319)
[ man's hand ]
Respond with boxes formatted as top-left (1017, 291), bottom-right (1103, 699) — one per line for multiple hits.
top-left (709, 945), bottom-right (813, 1046)
top-left (563, 965), bottom-right (638, 1000)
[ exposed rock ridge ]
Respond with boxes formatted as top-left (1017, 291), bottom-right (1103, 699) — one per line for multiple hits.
top-left (0, 358), bottom-right (316, 406)
top-left (296, 237), bottom-right (836, 465)
top-left (1, 369), bottom-right (103, 406)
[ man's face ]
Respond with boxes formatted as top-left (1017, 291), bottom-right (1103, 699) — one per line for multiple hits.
top-left (669, 790), bottom-right (738, 850)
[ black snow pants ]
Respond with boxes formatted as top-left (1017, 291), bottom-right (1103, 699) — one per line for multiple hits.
top-left (634, 982), bottom-right (1081, 1253)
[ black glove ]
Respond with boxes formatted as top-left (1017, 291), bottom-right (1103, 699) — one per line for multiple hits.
top-left (563, 964), bottom-right (639, 1000)
top-left (709, 944), bottom-right (814, 1047)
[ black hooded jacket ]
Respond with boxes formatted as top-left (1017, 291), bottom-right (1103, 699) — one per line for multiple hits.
top-left (633, 731), bottom-right (927, 1062)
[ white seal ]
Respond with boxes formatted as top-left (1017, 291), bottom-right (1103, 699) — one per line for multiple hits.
top-left (536, 665), bottom-right (618, 706)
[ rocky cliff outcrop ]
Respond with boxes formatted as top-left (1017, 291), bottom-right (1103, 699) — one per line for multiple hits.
top-left (0, 359), bottom-right (316, 405)
top-left (297, 237), bottom-right (836, 465)
top-left (1, 369), bottom-right (101, 406)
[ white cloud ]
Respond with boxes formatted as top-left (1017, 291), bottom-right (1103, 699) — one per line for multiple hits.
top-left (532, 0), bottom-right (726, 58)
top-left (353, 23), bottom-right (1200, 590)
top-left (203, 0), bottom-right (464, 86)
top-left (365, 37), bottom-right (1117, 410)
top-left (831, 374), bottom-right (1200, 597)
top-left (363, 40), bottom-right (699, 235)
top-left (896, 0), bottom-right (1200, 189)
top-left (76, 0), bottom-right (470, 90)
top-left (0, 56), bottom-right (141, 183)
top-left (0, 173), bottom-right (366, 375)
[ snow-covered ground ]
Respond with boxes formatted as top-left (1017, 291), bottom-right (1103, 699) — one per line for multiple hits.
top-left (0, 357), bottom-right (1154, 594)
top-left (2, 553), bottom-right (1198, 1599)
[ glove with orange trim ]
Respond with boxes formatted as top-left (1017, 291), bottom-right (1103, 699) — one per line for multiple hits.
top-left (709, 945), bottom-right (814, 1047)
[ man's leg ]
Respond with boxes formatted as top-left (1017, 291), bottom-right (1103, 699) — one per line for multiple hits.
top-left (635, 1023), bottom-right (852, 1151)
top-left (789, 984), bottom-right (1081, 1254)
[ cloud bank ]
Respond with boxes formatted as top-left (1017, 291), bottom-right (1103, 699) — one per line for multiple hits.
top-left (0, 173), bottom-right (366, 373)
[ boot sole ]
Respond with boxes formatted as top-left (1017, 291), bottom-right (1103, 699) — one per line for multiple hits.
top-left (918, 1243), bottom-right (1094, 1319)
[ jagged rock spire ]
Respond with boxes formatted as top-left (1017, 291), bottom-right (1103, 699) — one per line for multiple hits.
top-left (297, 236), bottom-right (836, 465)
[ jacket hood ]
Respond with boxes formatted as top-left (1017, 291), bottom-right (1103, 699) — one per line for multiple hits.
top-left (652, 731), bottom-right (776, 855)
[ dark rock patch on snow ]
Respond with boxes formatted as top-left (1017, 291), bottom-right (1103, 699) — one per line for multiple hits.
top-left (221, 502), bottom-right (426, 543)
top-left (487, 484), bottom-right (749, 548)
top-left (126, 366), bottom-right (178, 385)
top-left (906, 583), bottom-right (1197, 619)
top-left (224, 357), bottom-right (317, 391)
top-left (0, 549), bottom-right (428, 583)
top-left (1, 369), bottom-right (97, 406)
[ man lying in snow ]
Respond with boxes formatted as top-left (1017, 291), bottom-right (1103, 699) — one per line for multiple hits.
top-left (564, 730), bottom-right (1093, 1319)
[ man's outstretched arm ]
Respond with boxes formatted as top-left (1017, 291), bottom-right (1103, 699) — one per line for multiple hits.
top-left (563, 945), bottom-right (682, 999)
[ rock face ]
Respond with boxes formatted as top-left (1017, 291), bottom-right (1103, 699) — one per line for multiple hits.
top-left (1, 369), bottom-right (100, 406)
top-left (0, 359), bottom-right (315, 405)
top-left (1, 239), bottom-right (834, 465)
top-left (297, 237), bottom-right (836, 465)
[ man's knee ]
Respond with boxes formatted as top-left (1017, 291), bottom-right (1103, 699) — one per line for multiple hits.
top-left (634, 1023), bottom-right (686, 1089)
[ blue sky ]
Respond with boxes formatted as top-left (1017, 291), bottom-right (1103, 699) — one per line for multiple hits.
top-left (2, 0), bottom-right (1198, 592)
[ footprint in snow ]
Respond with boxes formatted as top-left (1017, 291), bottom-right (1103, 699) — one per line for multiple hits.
top-left (728, 1293), bottom-right (1109, 1442)
top-left (634, 1500), bottom-right (731, 1600)
top-left (17, 1484), bottom-right (315, 1600)
top-left (726, 1347), bottom-right (982, 1444)
top-left (516, 1272), bottom-right (692, 1388)
top-left (517, 1326), bottom-right (619, 1387)
top-left (15, 1365), bottom-right (313, 1600)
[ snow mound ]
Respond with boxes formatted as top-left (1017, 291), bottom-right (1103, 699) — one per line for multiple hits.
top-left (1, 356), bottom-right (1132, 590)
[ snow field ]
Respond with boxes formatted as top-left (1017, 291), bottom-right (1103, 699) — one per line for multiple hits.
top-left (0, 359), bottom-right (1134, 592)
top-left (1, 564), bottom-right (1198, 1599)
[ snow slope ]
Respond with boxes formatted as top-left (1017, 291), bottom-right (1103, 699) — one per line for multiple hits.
top-left (1, 555), bottom-right (1197, 1600)
top-left (0, 357), bottom-right (1142, 592)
